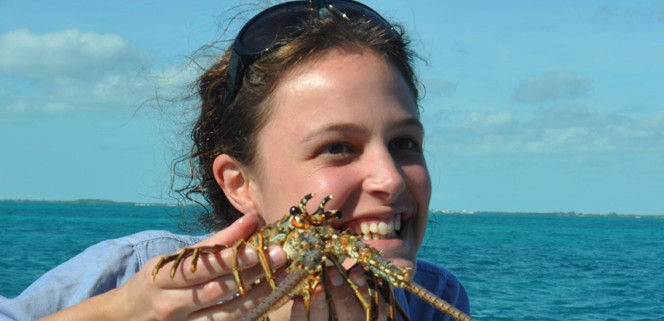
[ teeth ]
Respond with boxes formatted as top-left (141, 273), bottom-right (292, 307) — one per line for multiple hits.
top-left (355, 214), bottom-right (402, 240)
top-left (378, 222), bottom-right (389, 234)
top-left (361, 223), bottom-right (370, 235)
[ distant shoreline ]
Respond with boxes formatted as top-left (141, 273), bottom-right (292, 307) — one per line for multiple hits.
top-left (0, 199), bottom-right (177, 207)
top-left (432, 209), bottom-right (664, 218)
top-left (2, 199), bottom-right (661, 217)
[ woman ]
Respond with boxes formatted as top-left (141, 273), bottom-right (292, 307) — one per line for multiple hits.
top-left (0, 1), bottom-right (470, 320)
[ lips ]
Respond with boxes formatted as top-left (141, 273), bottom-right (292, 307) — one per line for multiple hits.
top-left (344, 213), bottom-right (402, 240)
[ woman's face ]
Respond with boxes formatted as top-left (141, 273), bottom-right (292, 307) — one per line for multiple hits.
top-left (246, 49), bottom-right (431, 270)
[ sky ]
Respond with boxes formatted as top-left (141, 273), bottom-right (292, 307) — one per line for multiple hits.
top-left (1, 0), bottom-right (662, 215)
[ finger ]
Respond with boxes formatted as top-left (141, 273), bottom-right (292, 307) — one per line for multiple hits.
top-left (350, 268), bottom-right (391, 321)
top-left (151, 216), bottom-right (284, 287)
top-left (290, 297), bottom-right (308, 321)
top-left (151, 244), bottom-right (250, 287)
top-left (188, 268), bottom-right (292, 321)
top-left (143, 248), bottom-right (288, 321)
top-left (308, 291), bottom-right (331, 321)
top-left (326, 267), bottom-right (368, 321)
top-left (327, 266), bottom-right (394, 321)
top-left (186, 254), bottom-right (287, 308)
top-left (149, 215), bottom-right (259, 284)
top-left (153, 244), bottom-right (286, 289)
top-left (197, 215), bottom-right (261, 247)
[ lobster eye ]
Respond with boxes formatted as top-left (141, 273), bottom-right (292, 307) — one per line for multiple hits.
top-left (329, 210), bottom-right (342, 220)
top-left (290, 206), bottom-right (302, 215)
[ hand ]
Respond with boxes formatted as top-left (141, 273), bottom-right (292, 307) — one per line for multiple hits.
top-left (290, 266), bottom-right (390, 321)
top-left (112, 215), bottom-right (289, 321)
top-left (39, 214), bottom-right (385, 321)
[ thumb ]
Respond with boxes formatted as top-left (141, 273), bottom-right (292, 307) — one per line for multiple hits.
top-left (196, 215), bottom-right (261, 247)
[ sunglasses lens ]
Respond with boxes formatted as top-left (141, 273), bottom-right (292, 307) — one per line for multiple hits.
top-left (236, 1), bottom-right (393, 57)
top-left (225, 0), bottom-right (396, 111)
top-left (236, 4), bottom-right (314, 56)
top-left (328, 1), bottom-right (394, 31)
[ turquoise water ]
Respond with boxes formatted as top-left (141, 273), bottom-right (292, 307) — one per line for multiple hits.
top-left (2, 202), bottom-right (663, 320)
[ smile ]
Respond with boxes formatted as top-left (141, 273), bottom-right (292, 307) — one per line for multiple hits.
top-left (345, 213), bottom-right (402, 240)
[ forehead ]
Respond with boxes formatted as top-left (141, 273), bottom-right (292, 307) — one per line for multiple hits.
top-left (273, 48), bottom-right (416, 108)
top-left (258, 49), bottom-right (419, 135)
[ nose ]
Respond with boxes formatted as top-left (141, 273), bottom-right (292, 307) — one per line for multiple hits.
top-left (362, 146), bottom-right (406, 202)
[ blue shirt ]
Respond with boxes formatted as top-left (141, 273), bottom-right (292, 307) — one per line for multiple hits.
top-left (0, 230), bottom-right (470, 320)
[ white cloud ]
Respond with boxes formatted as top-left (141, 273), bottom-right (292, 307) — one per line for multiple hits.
top-left (0, 29), bottom-right (159, 116)
top-left (513, 71), bottom-right (592, 103)
top-left (426, 104), bottom-right (664, 157)
top-left (0, 28), bottom-right (150, 79)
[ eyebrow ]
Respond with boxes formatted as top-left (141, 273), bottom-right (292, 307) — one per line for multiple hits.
top-left (300, 116), bottom-right (425, 144)
top-left (398, 117), bottom-right (425, 132)
top-left (300, 123), bottom-right (367, 145)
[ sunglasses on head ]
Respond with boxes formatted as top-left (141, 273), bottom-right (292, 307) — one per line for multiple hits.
top-left (221, 0), bottom-right (397, 111)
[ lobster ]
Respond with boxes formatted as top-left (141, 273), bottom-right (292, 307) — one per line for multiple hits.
top-left (152, 193), bottom-right (473, 321)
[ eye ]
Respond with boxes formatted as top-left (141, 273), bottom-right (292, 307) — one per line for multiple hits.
top-left (390, 137), bottom-right (422, 153)
top-left (320, 142), bottom-right (355, 155)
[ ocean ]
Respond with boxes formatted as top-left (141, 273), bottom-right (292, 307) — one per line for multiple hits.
top-left (1, 201), bottom-right (663, 320)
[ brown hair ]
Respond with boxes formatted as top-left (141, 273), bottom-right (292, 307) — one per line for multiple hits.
top-left (178, 8), bottom-right (420, 231)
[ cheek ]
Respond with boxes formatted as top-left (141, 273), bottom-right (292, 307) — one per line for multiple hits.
top-left (307, 168), bottom-right (362, 209)
top-left (250, 155), bottom-right (305, 223)
top-left (257, 166), bottom-right (345, 222)
top-left (406, 164), bottom-right (432, 202)
top-left (416, 185), bottom-right (431, 222)
top-left (407, 164), bottom-right (432, 237)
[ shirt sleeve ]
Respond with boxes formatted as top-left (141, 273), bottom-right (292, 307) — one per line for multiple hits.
top-left (399, 260), bottom-right (471, 321)
top-left (0, 231), bottom-right (202, 321)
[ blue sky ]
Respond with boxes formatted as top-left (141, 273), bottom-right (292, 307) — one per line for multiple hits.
top-left (1, 1), bottom-right (662, 215)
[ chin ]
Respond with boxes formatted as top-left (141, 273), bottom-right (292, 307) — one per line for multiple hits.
top-left (381, 251), bottom-right (417, 271)
top-left (387, 256), bottom-right (416, 269)
top-left (359, 243), bottom-right (419, 279)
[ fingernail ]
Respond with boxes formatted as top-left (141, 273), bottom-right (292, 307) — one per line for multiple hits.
top-left (238, 247), bottom-right (258, 266)
top-left (330, 270), bottom-right (344, 287)
top-left (268, 246), bottom-right (288, 267)
top-left (350, 270), bottom-right (367, 287)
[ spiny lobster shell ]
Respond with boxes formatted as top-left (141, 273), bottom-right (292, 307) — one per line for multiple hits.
top-left (152, 193), bottom-right (473, 321)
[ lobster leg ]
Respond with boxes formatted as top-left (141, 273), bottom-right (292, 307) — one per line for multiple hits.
top-left (230, 239), bottom-right (248, 295)
top-left (363, 268), bottom-right (380, 321)
top-left (373, 275), bottom-right (410, 321)
top-left (340, 237), bottom-right (472, 321)
top-left (328, 258), bottom-right (374, 321)
top-left (252, 232), bottom-right (278, 291)
top-left (152, 193), bottom-right (474, 321)
top-left (401, 282), bottom-right (474, 321)
top-left (151, 244), bottom-right (227, 281)
top-left (358, 247), bottom-right (474, 321)
top-left (320, 267), bottom-right (338, 321)
top-left (231, 234), bottom-right (279, 296)
top-left (239, 269), bottom-right (309, 321)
